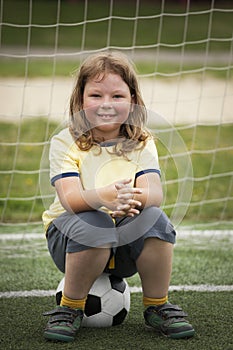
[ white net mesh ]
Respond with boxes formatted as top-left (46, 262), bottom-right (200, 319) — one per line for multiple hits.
top-left (0, 0), bottom-right (232, 231)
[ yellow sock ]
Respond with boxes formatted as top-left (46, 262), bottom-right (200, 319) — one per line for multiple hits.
top-left (143, 295), bottom-right (168, 308)
top-left (60, 294), bottom-right (87, 310)
top-left (108, 255), bottom-right (115, 269)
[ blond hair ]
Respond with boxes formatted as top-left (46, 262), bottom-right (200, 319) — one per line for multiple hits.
top-left (69, 51), bottom-right (150, 155)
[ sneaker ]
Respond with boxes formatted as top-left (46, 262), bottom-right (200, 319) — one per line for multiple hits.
top-left (144, 303), bottom-right (195, 339)
top-left (43, 306), bottom-right (83, 342)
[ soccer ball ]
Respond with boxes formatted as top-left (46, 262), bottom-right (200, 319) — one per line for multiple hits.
top-left (55, 273), bottom-right (131, 327)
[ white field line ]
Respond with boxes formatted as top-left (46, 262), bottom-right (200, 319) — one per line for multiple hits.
top-left (0, 230), bottom-right (233, 240)
top-left (1, 231), bottom-right (232, 298)
top-left (0, 233), bottom-right (46, 240)
top-left (0, 285), bottom-right (233, 299)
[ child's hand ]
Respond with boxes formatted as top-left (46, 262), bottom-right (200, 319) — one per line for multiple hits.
top-left (112, 179), bottom-right (142, 218)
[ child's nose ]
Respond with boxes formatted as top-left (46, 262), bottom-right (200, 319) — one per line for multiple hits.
top-left (101, 102), bottom-right (113, 109)
top-left (100, 96), bottom-right (113, 108)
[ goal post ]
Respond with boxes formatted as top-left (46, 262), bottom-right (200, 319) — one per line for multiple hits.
top-left (0, 0), bottom-right (232, 231)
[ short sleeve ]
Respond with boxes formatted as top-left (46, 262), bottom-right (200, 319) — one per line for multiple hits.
top-left (135, 138), bottom-right (160, 179)
top-left (49, 129), bottom-right (80, 186)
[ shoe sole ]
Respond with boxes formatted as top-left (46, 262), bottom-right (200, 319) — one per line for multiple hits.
top-left (145, 324), bottom-right (195, 339)
top-left (44, 331), bottom-right (74, 342)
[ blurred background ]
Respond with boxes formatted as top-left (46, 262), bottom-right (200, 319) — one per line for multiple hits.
top-left (0, 0), bottom-right (232, 231)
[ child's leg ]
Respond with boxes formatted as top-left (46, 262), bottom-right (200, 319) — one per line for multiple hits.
top-left (136, 237), bottom-right (173, 299)
top-left (114, 207), bottom-right (194, 339)
top-left (44, 247), bottom-right (111, 342)
top-left (44, 210), bottom-right (114, 342)
top-left (63, 247), bottom-right (111, 300)
top-left (138, 238), bottom-right (194, 339)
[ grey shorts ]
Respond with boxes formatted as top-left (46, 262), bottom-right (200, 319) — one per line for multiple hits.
top-left (46, 206), bottom-right (176, 278)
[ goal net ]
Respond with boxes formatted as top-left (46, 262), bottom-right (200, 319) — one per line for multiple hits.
top-left (0, 0), bottom-right (232, 232)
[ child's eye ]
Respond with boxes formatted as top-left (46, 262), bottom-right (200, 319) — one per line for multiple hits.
top-left (113, 95), bottom-right (123, 99)
top-left (90, 94), bottom-right (101, 98)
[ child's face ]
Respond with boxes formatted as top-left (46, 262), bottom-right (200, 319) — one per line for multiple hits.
top-left (83, 73), bottom-right (134, 141)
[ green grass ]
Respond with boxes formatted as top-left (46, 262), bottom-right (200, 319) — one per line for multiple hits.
top-left (156, 124), bottom-right (233, 225)
top-left (1, 0), bottom-right (233, 77)
top-left (1, 120), bottom-right (233, 226)
top-left (1, 0), bottom-right (232, 50)
top-left (0, 233), bottom-right (233, 349)
top-left (0, 59), bottom-right (81, 78)
top-left (1, 233), bottom-right (233, 291)
top-left (0, 58), bottom-right (232, 79)
top-left (1, 293), bottom-right (233, 350)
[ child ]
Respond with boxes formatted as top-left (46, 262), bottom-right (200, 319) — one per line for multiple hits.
top-left (42, 51), bottom-right (195, 342)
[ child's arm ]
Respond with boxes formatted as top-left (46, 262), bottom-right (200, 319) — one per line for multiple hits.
top-left (111, 172), bottom-right (162, 217)
top-left (54, 177), bottom-right (142, 215)
top-left (133, 172), bottom-right (163, 208)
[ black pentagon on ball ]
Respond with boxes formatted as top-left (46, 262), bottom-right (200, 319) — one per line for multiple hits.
top-left (112, 308), bottom-right (128, 326)
top-left (109, 275), bottom-right (126, 293)
top-left (85, 294), bottom-right (101, 316)
top-left (56, 291), bottom-right (62, 305)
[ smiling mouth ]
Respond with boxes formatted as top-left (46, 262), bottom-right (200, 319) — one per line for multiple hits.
top-left (97, 114), bottom-right (116, 119)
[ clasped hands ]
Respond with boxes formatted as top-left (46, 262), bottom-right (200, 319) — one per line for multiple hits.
top-left (111, 179), bottom-right (142, 218)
